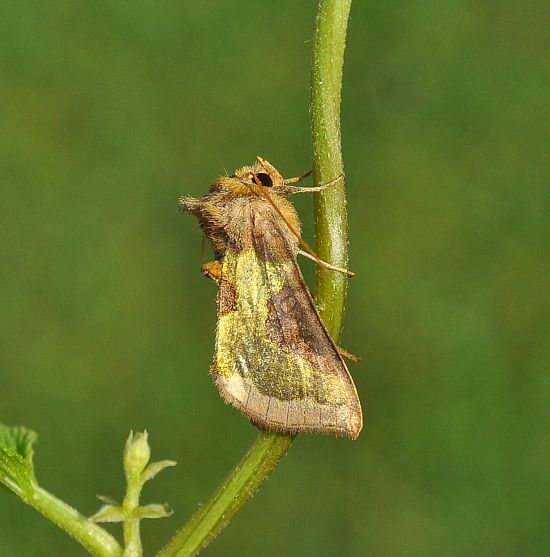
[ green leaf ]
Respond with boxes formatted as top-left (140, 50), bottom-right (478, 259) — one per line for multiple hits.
top-left (96, 494), bottom-right (120, 506)
top-left (89, 504), bottom-right (126, 523)
top-left (0, 423), bottom-right (38, 495)
top-left (0, 424), bottom-right (37, 461)
top-left (132, 503), bottom-right (173, 520)
top-left (141, 460), bottom-right (177, 484)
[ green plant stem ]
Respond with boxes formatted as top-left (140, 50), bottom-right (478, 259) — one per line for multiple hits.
top-left (312, 0), bottom-right (353, 339)
top-left (157, 1), bottom-right (352, 555)
top-left (156, 431), bottom-right (294, 557)
top-left (122, 479), bottom-right (143, 556)
top-left (21, 485), bottom-right (122, 557)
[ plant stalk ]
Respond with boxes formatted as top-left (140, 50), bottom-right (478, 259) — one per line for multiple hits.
top-left (156, 431), bottom-right (293, 557)
top-left (122, 479), bottom-right (143, 556)
top-left (22, 485), bottom-right (122, 557)
top-left (312, 0), bottom-right (353, 339)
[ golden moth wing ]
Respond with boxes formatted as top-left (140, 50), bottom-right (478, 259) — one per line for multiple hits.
top-left (211, 214), bottom-right (362, 438)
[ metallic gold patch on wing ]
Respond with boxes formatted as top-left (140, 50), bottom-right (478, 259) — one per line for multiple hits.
top-left (213, 249), bottom-right (347, 406)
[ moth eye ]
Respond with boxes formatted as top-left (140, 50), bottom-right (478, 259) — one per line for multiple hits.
top-left (254, 172), bottom-right (273, 188)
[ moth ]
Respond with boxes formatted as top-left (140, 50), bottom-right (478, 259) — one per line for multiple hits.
top-left (180, 157), bottom-right (362, 439)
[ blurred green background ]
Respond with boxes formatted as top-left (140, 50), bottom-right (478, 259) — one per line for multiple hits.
top-left (1, 1), bottom-right (549, 556)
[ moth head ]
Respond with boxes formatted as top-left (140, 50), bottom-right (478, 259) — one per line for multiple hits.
top-left (250, 156), bottom-right (286, 191)
top-left (245, 156), bottom-right (287, 193)
top-left (212, 157), bottom-right (286, 196)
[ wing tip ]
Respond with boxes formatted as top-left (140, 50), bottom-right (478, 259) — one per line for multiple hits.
top-left (212, 372), bottom-right (363, 439)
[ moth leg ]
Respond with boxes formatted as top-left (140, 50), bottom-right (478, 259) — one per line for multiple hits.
top-left (338, 346), bottom-right (361, 362)
top-left (298, 249), bottom-right (355, 277)
top-left (282, 173), bottom-right (344, 194)
top-left (201, 260), bottom-right (222, 283)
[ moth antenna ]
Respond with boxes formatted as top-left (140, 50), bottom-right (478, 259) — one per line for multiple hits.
top-left (252, 179), bottom-right (353, 277)
top-left (284, 169), bottom-right (312, 185)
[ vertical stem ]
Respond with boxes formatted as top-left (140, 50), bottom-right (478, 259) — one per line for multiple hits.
top-left (311, 0), bottom-right (353, 339)
top-left (122, 481), bottom-right (143, 556)
top-left (157, 2), bottom-right (353, 555)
